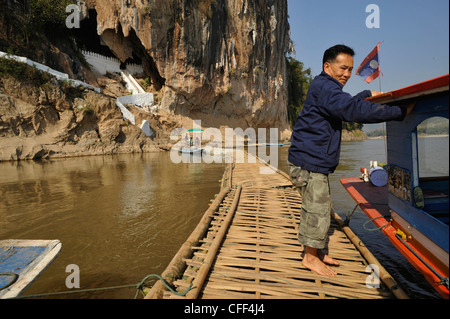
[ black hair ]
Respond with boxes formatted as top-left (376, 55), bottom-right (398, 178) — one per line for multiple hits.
top-left (322, 44), bottom-right (355, 70)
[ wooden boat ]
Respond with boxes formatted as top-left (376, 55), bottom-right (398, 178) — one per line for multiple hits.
top-left (177, 147), bottom-right (204, 155)
top-left (0, 239), bottom-right (61, 299)
top-left (341, 74), bottom-right (449, 298)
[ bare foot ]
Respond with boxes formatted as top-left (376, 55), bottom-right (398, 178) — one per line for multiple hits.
top-left (318, 250), bottom-right (340, 266)
top-left (302, 247), bottom-right (338, 277)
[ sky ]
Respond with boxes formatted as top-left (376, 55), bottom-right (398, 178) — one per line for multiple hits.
top-left (286, 0), bottom-right (449, 97)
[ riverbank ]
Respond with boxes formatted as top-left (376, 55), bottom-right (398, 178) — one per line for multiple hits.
top-left (0, 69), bottom-right (190, 162)
top-left (1, 63), bottom-right (364, 162)
top-left (0, 129), bottom-right (365, 162)
top-left (1, 54), bottom-right (366, 162)
top-left (0, 123), bottom-right (366, 162)
top-left (368, 134), bottom-right (449, 139)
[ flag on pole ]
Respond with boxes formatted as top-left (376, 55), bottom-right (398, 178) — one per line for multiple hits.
top-left (356, 42), bottom-right (383, 83)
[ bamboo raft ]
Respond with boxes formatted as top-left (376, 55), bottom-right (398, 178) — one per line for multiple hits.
top-left (146, 152), bottom-right (409, 299)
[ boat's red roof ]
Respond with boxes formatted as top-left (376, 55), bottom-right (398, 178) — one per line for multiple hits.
top-left (367, 74), bottom-right (449, 104)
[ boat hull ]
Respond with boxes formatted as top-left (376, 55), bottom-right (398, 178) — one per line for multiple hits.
top-left (177, 147), bottom-right (204, 155)
top-left (0, 239), bottom-right (62, 299)
top-left (341, 74), bottom-right (450, 298)
top-left (341, 177), bottom-right (448, 298)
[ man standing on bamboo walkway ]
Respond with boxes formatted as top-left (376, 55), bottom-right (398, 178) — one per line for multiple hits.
top-left (288, 44), bottom-right (415, 277)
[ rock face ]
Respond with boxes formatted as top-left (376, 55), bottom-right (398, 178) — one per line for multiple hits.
top-left (81, 0), bottom-right (293, 138)
top-left (0, 76), bottom-right (172, 161)
top-left (0, 0), bottom-right (294, 161)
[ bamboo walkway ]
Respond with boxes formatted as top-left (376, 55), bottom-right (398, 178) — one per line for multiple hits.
top-left (146, 152), bottom-right (408, 299)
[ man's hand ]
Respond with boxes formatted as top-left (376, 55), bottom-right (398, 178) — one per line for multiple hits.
top-left (371, 90), bottom-right (384, 97)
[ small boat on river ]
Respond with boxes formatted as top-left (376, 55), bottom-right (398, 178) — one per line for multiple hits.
top-left (177, 147), bottom-right (204, 155)
top-left (0, 239), bottom-right (61, 299)
top-left (341, 74), bottom-right (449, 298)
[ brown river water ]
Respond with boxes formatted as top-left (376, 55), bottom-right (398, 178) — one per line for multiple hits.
top-left (1, 138), bottom-right (446, 298)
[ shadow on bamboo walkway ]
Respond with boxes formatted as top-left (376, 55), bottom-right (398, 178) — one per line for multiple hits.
top-left (146, 152), bottom-right (408, 299)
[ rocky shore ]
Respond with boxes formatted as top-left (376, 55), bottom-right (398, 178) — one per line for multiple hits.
top-left (0, 73), bottom-right (179, 162)
top-left (0, 70), bottom-right (367, 162)
top-left (1, 0), bottom-right (297, 162)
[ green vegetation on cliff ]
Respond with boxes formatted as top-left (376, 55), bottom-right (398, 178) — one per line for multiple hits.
top-left (286, 56), bottom-right (311, 128)
top-left (0, 56), bottom-right (51, 86)
top-left (29, 0), bottom-right (75, 28)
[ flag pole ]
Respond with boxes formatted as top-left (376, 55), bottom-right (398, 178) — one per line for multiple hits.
top-left (375, 41), bottom-right (387, 155)
top-left (378, 73), bottom-right (382, 92)
top-left (377, 41), bottom-right (384, 92)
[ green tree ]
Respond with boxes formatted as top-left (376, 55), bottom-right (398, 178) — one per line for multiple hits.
top-left (286, 56), bottom-right (312, 128)
top-left (17, 0), bottom-right (75, 46)
top-left (342, 122), bottom-right (363, 131)
top-left (29, 0), bottom-right (75, 28)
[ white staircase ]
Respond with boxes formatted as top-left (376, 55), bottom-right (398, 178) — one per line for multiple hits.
top-left (120, 71), bottom-right (146, 95)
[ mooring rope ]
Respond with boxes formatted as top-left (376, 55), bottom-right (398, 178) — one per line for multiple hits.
top-left (344, 203), bottom-right (389, 229)
top-left (0, 272), bottom-right (19, 291)
top-left (363, 216), bottom-right (388, 232)
top-left (5, 274), bottom-right (193, 299)
top-left (395, 233), bottom-right (449, 291)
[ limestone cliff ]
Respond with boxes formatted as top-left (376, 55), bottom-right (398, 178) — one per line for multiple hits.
top-left (80, 0), bottom-right (293, 137)
top-left (0, 0), bottom-right (294, 161)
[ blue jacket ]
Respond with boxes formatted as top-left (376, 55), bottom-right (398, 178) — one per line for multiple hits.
top-left (288, 71), bottom-right (406, 174)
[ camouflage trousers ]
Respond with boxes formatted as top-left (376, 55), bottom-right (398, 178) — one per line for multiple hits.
top-left (288, 161), bottom-right (331, 249)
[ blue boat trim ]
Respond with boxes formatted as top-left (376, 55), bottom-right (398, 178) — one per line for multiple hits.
top-left (0, 240), bottom-right (62, 299)
top-left (344, 74), bottom-right (449, 298)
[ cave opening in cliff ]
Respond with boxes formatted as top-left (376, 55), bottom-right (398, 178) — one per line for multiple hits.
top-left (124, 28), bottom-right (166, 90)
top-left (71, 9), bottom-right (165, 90)
top-left (72, 10), bottom-right (117, 59)
top-left (71, 9), bottom-right (142, 66)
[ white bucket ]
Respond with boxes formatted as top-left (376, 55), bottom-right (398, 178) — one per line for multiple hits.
top-left (369, 166), bottom-right (388, 187)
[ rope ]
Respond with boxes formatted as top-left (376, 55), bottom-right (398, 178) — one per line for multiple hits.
top-left (363, 216), bottom-right (387, 232)
top-left (359, 215), bottom-right (449, 291)
top-left (0, 272), bottom-right (19, 291)
top-left (343, 203), bottom-right (360, 226)
top-left (138, 274), bottom-right (194, 297)
top-left (395, 234), bottom-right (449, 291)
top-left (8, 274), bottom-right (193, 299)
top-left (344, 203), bottom-right (388, 227)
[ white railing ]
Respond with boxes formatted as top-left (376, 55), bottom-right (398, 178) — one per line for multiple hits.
top-left (121, 71), bottom-right (146, 95)
top-left (81, 50), bottom-right (143, 76)
top-left (1, 50), bottom-right (155, 137)
top-left (0, 50), bottom-right (100, 93)
top-left (115, 99), bottom-right (136, 125)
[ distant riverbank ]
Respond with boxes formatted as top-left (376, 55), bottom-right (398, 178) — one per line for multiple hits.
top-left (367, 134), bottom-right (449, 139)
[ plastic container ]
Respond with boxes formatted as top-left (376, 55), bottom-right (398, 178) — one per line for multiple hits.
top-left (369, 165), bottom-right (388, 187)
